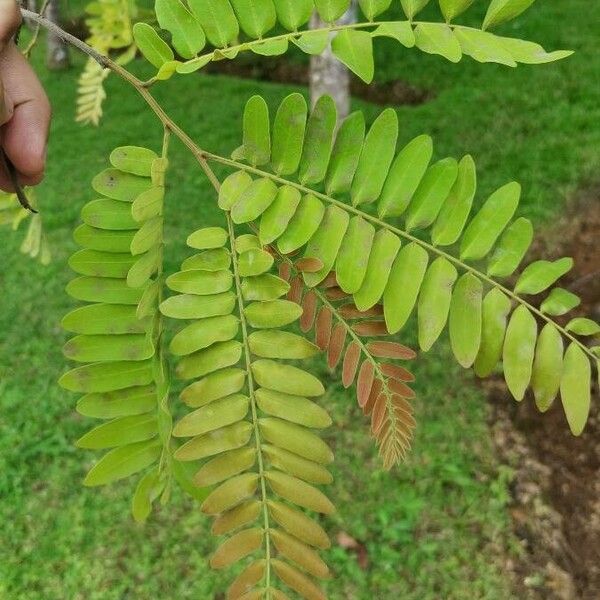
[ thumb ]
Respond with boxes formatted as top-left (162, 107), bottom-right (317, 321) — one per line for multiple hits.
top-left (0, 76), bottom-right (13, 125)
top-left (0, 1), bottom-right (21, 48)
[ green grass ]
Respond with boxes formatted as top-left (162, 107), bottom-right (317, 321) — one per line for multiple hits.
top-left (1, 2), bottom-right (598, 598)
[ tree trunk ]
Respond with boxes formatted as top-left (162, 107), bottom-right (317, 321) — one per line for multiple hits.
top-left (309, 2), bottom-right (357, 121)
top-left (45, 0), bottom-right (70, 70)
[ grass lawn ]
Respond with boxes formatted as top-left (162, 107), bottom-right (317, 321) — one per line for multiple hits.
top-left (1, 2), bottom-right (598, 598)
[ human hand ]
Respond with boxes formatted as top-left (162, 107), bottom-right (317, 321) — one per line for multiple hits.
top-left (0, 0), bottom-right (51, 193)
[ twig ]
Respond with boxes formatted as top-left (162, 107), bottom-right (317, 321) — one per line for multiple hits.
top-left (22, 0), bottom-right (51, 58)
top-left (0, 149), bottom-right (37, 212)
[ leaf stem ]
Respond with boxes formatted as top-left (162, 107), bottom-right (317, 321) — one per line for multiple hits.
top-left (226, 214), bottom-right (272, 598)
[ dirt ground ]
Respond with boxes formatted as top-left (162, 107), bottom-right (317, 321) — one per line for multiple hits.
top-left (488, 191), bottom-right (600, 600)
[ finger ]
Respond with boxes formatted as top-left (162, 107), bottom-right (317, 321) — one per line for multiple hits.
top-left (0, 44), bottom-right (51, 185)
top-left (0, 0), bottom-right (21, 47)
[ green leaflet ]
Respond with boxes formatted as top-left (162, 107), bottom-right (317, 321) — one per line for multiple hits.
top-left (566, 318), bottom-right (600, 336)
top-left (351, 109), bottom-right (398, 206)
top-left (176, 55), bottom-right (212, 75)
top-left (110, 146), bottom-right (157, 177)
top-left (132, 187), bottom-right (164, 222)
top-left (248, 330), bottom-right (319, 359)
top-left (273, 0), bottom-right (313, 30)
top-left (175, 422), bottom-right (254, 461)
top-left (378, 134), bottom-right (433, 218)
top-left (431, 155), bottom-right (476, 246)
top-left (188, 0), bottom-right (239, 47)
top-left (531, 324), bottom-right (563, 413)
top-left (414, 23), bottom-right (462, 63)
top-left (498, 37), bottom-right (572, 65)
top-left (73, 225), bottom-right (136, 254)
top-left (219, 171), bottom-right (253, 210)
top-left (233, 96), bottom-right (271, 167)
top-left (76, 386), bottom-right (157, 420)
top-left (331, 30), bottom-right (375, 84)
top-left (418, 257), bottom-right (458, 351)
top-left (230, 0), bottom-right (276, 39)
top-left (400, 0), bottom-right (430, 19)
top-left (383, 242), bottom-right (429, 334)
top-left (439, 0), bottom-right (474, 21)
top-left (358, 0), bottom-right (392, 20)
top-left (60, 360), bottom-right (154, 394)
top-left (257, 389), bottom-right (331, 429)
top-left (166, 269), bottom-right (233, 295)
top-left (252, 360), bottom-right (325, 397)
top-left (325, 111), bottom-right (366, 196)
top-left (242, 274), bottom-right (290, 301)
top-left (503, 305), bottom-right (537, 401)
top-left (235, 234), bottom-right (262, 253)
top-left (449, 273), bottom-right (483, 368)
top-left (238, 249), bottom-right (274, 277)
top-left (127, 247), bottom-right (161, 288)
top-left (133, 23), bottom-right (174, 69)
top-left (303, 206), bottom-right (350, 287)
top-left (560, 343), bottom-right (591, 436)
top-left (276, 194), bottom-right (325, 254)
top-left (63, 334), bottom-right (154, 363)
top-left (181, 369), bottom-right (246, 407)
top-left (336, 217), bottom-right (375, 294)
top-left (82, 199), bottom-right (140, 231)
top-left (76, 413), bottom-right (158, 449)
top-left (266, 471), bottom-right (334, 514)
top-left (195, 448), bottom-right (257, 486)
top-left (170, 314), bottom-right (239, 356)
top-left (487, 217), bottom-right (533, 277)
top-left (259, 185), bottom-right (302, 245)
top-left (515, 257), bottom-right (573, 295)
top-left (271, 93), bottom-right (308, 176)
top-left (268, 501), bottom-right (329, 549)
top-left (405, 157), bottom-right (458, 231)
top-left (354, 229), bottom-right (401, 311)
top-left (155, 0), bottom-right (206, 59)
top-left (540, 288), bottom-right (580, 317)
top-left (260, 418), bottom-right (333, 464)
top-left (251, 37), bottom-right (289, 56)
top-left (372, 22), bottom-right (415, 47)
top-left (263, 445), bottom-right (332, 485)
top-left (182, 248), bottom-right (232, 272)
top-left (130, 217), bottom-right (163, 256)
top-left (292, 30), bottom-right (330, 55)
top-left (173, 395), bottom-right (250, 437)
top-left (231, 178), bottom-right (278, 224)
top-left (314, 0), bottom-right (351, 22)
top-left (69, 250), bottom-right (136, 279)
top-left (460, 182), bottom-right (520, 261)
top-left (483, 0), bottom-right (537, 30)
top-left (137, 281), bottom-right (160, 320)
top-left (245, 300), bottom-right (303, 328)
top-left (298, 95), bottom-right (337, 185)
top-left (202, 474), bottom-right (260, 515)
top-left (187, 226), bottom-right (228, 250)
top-left (132, 468), bottom-right (164, 524)
top-left (454, 27), bottom-right (517, 67)
top-left (176, 340), bottom-right (243, 380)
top-left (67, 277), bottom-right (146, 305)
top-left (473, 289), bottom-right (512, 378)
top-left (160, 291), bottom-right (236, 320)
top-left (83, 439), bottom-right (162, 487)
